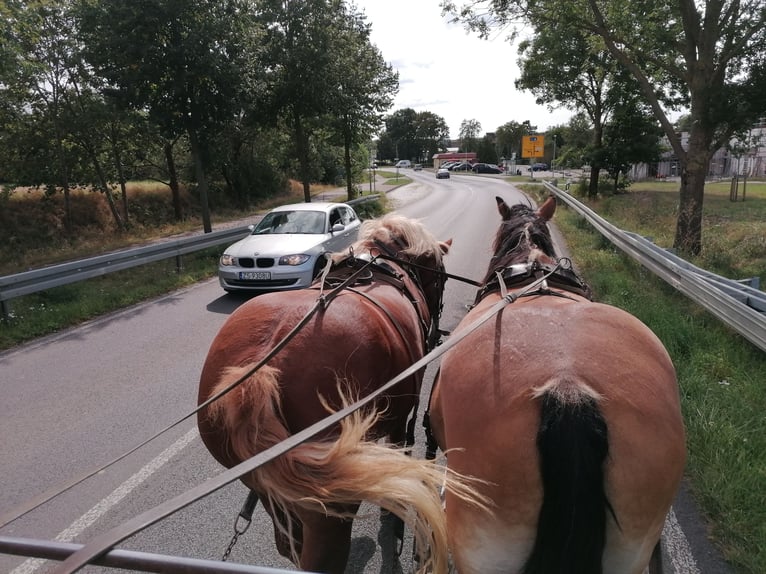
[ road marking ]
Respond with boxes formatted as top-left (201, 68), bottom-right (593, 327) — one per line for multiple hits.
top-left (663, 507), bottom-right (700, 574)
top-left (10, 427), bottom-right (199, 574)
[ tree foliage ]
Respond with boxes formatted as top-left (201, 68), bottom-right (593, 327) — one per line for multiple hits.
top-left (377, 108), bottom-right (450, 164)
top-left (459, 118), bottom-right (482, 152)
top-left (443, 0), bottom-right (766, 254)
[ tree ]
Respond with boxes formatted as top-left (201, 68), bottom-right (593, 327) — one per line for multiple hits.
top-left (496, 120), bottom-right (536, 163)
top-left (443, 0), bottom-right (766, 254)
top-left (1, 0), bottom-right (115, 230)
top-left (459, 118), bottom-right (481, 152)
top-left (557, 113), bottom-right (594, 169)
top-left (515, 21), bottom-right (651, 197)
top-left (78, 0), bottom-right (261, 232)
top-left (378, 108), bottom-right (450, 164)
top-left (326, 5), bottom-right (398, 200)
top-left (414, 111), bottom-right (450, 164)
top-left (258, 0), bottom-right (348, 203)
top-left (600, 101), bottom-right (663, 191)
top-left (382, 108), bottom-right (419, 162)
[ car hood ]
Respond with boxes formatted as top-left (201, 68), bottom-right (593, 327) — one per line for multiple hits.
top-left (225, 233), bottom-right (328, 257)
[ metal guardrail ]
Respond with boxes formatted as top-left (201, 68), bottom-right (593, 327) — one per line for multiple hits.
top-left (0, 226), bottom-right (252, 317)
top-left (0, 196), bottom-right (380, 319)
top-left (544, 182), bottom-right (766, 353)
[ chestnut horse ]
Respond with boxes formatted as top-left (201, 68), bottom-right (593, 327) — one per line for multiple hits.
top-left (198, 214), bottom-right (463, 574)
top-left (428, 196), bottom-right (686, 574)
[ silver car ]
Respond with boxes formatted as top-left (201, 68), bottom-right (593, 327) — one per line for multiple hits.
top-left (218, 202), bottom-right (361, 292)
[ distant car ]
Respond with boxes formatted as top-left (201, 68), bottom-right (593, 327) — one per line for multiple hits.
top-left (472, 163), bottom-right (504, 174)
top-left (218, 202), bottom-right (361, 293)
top-left (395, 160), bottom-right (412, 168)
top-left (436, 168), bottom-right (450, 179)
top-left (413, 164), bottom-right (423, 171)
top-left (450, 162), bottom-right (474, 172)
top-left (528, 163), bottom-right (549, 172)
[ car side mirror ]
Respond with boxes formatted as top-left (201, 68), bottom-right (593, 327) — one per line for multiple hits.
top-left (331, 223), bottom-right (345, 233)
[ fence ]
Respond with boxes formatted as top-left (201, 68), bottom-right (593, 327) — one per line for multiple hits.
top-left (544, 182), bottom-right (766, 352)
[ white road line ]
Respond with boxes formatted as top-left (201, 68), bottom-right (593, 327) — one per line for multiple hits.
top-left (10, 427), bottom-right (199, 574)
top-left (663, 507), bottom-right (700, 574)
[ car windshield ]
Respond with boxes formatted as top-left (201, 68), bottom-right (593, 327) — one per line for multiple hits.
top-left (252, 210), bottom-right (326, 235)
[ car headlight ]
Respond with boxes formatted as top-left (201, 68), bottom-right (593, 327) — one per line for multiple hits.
top-left (220, 254), bottom-right (235, 266)
top-left (279, 254), bottom-right (311, 266)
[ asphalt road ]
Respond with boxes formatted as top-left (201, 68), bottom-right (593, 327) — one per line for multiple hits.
top-left (0, 170), bottom-right (730, 574)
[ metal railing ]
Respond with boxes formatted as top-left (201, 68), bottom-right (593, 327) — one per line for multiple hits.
top-left (0, 196), bottom-right (380, 319)
top-left (0, 225), bottom-right (251, 318)
top-left (544, 182), bottom-right (766, 352)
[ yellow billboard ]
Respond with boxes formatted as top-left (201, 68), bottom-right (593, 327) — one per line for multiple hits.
top-left (521, 135), bottom-right (545, 158)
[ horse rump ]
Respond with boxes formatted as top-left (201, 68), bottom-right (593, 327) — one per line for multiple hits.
top-left (202, 363), bottom-right (486, 574)
top-left (524, 381), bottom-right (615, 574)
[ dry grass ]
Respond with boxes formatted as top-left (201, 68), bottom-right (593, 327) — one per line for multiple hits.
top-left (0, 179), bottom-right (347, 276)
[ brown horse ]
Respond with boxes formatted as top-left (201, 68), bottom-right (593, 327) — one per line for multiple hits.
top-left (428, 196), bottom-right (686, 574)
top-left (198, 214), bottom-right (465, 574)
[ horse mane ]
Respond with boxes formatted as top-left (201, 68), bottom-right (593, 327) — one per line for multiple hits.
top-left (485, 204), bottom-right (557, 284)
top-left (352, 213), bottom-right (446, 263)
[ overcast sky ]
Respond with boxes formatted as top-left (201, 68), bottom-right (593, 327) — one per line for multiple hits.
top-left (353, 0), bottom-right (575, 139)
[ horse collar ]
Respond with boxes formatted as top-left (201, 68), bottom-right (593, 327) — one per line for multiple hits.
top-left (474, 260), bottom-right (592, 305)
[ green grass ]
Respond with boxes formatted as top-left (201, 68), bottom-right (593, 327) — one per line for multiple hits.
top-left (0, 248), bottom-right (222, 349)
top-left (524, 184), bottom-right (766, 574)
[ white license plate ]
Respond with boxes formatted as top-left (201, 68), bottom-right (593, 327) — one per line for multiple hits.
top-left (239, 271), bottom-right (271, 280)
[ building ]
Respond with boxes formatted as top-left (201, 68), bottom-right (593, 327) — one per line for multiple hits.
top-left (632, 118), bottom-right (766, 180)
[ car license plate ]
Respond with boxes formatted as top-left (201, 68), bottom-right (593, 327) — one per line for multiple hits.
top-left (239, 271), bottom-right (271, 280)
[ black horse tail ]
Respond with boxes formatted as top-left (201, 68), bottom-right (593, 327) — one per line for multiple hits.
top-left (523, 384), bottom-right (615, 574)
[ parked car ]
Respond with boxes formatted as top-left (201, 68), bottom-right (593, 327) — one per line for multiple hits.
top-left (218, 202), bottom-right (361, 293)
top-left (413, 164), bottom-right (423, 171)
top-left (528, 163), bottom-right (549, 171)
top-left (395, 160), bottom-right (412, 168)
top-left (436, 168), bottom-right (450, 179)
top-left (450, 162), bottom-right (474, 171)
top-left (472, 163), bottom-right (504, 174)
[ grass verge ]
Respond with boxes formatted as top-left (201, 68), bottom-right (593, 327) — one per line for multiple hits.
top-left (525, 184), bottom-right (765, 574)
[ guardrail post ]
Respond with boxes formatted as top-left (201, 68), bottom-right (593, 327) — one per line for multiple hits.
top-left (1, 299), bottom-right (11, 322)
top-left (175, 254), bottom-right (184, 273)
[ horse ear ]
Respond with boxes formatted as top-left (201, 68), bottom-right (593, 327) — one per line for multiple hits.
top-left (536, 195), bottom-right (556, 221)
top-left (496, 196), bottom-right (512, 221)
top-left (439, 238), bottom-right (453, 254)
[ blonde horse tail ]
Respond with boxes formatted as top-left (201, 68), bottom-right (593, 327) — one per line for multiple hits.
top-left (206, 366), bottom-right (487, 574)
top-left (524, 380), bottom-right (615, 574)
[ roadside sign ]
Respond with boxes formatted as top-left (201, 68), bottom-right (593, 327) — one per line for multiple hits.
top-left (522, 135), bottom-right (545, 158)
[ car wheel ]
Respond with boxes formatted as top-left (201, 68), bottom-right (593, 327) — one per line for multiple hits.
top-left (313, 253), bottom-right (330, 278)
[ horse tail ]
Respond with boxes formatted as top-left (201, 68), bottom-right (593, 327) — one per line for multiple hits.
top-left (523, 381), bottom-right (614, 574)
top-left (206, 364), bottom-right (487, 574)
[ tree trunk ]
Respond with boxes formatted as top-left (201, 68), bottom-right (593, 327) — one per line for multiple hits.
top-left (588, 166), bottom-right (601, 198)
top-left (344, 122), bottom-right (356, 201)
top-left (109, 122), bottom-right (130, 223)
top-left (85, 142), bottom-right (125, 231)
top-left (189, 129), bottom-right (212, 233)
top-left (164, 141), bottom-right (183, 220)
top-left (673, 123), bottom-right (712, 256)
top-left (295, 115), bottom-right (312, 203)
